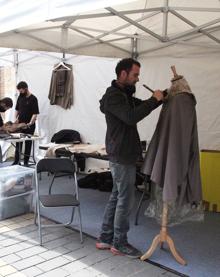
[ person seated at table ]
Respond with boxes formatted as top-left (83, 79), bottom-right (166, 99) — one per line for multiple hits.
top-left (0, 97), bottom-right (13, 131)
top-left (2, 121), bottom-right (28, 133)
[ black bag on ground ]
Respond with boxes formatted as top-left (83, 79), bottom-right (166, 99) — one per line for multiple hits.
top-left (78, 172), bottom-right (99, 189)
top-left (78, 171), bottom-right (144, 192)
top-left (78, 171), bottom-right (113, 191)
top-left (96, 172), bottom-right (113, 192)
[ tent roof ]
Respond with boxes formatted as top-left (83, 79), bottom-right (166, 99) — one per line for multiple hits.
top-left (0, 0), bottom-right (220, 58)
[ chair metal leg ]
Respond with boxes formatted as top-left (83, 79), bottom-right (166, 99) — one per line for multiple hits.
top-left (135, 189), bottom-right (147, 225)
top-left (67, 207), bottom-right (75, 225)
top-left (135, 178), bottom-right (151, 226)
top-left (78, 206), bottom-right (83, 243)
top-left (34, 201), bottom-right (37, 225)
top-left (36, 200), bottom-right (42, 245)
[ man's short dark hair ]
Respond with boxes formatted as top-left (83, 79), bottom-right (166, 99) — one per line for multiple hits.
top-left (0, 97), bottom-right (13, 108)
top-left (17, 81), bottom-right (28, 90)
top-left (115, 58), bottom-right (141, 78)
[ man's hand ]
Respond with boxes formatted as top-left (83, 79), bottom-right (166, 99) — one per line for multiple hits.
top-left (152, 90), bottom-right (164, 101)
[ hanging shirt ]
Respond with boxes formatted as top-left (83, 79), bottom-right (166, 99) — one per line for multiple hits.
top-left (48, 63), bottom-right (73, 109)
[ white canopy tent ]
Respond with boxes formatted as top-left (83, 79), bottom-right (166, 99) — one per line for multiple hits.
top-left (0, 0), bottom-right (220, 164)
top-left (0, 0), bottom-right (220, 57)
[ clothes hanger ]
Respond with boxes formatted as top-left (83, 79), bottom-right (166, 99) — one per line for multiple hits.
top-left (53, 61), bottom-right (71, 71)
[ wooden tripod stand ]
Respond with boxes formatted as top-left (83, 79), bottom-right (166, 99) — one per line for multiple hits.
top-left (141, 202), bottom-right (187, 265)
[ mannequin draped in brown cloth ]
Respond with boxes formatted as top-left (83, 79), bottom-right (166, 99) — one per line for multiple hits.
top-left (142, 70), bottom-right (202, 206)
top-left (140, 67), bottom-right (202, 265)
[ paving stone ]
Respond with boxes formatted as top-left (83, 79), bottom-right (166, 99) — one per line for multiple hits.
top-left (21, 266), bottom-right (44, 277)
top-left (62, 259), bottom-right (88, 273)
top-left (0, 226), bottom-right (11, 234)
top-left (39, 246), bottom-right (71, 260)
top-left (21, 213), bottom-right (34, 220)
top-left (0, 264), bottom-right (17, 275)
top-left (16, 245), bottom-right (47, 259)
top-left (130, 267), bottom-right (179, 277)
top-left (107, 259), bottom-right (159, 277)
top-left (0, 244), bottom-right (24, 258)
top-left (61, 246), bottom-right (92, 261)
top-left (0, 238), bottom-right (21, 247)
top-left (6, 272), bottom-right (26, 277)
top-left (36, 256), bottom-right (70, 272)
top-left (89, 254), bottom-right (134, 275)
top-left (13, 255), bottom-right (46, 270)
top-left (87, 266), bottom-right (108, 277)
top-left (43, 234), bottom-right (76, 249)
top-left (1, 254), bottom-right (21, 264)
top-left (0, 214), bottom-right (177, 277)
top-left (0, 260), bottom-right (6, 267)
top-left (69, 268), bottom-right (97, 277)
top-left (37, 267), bottom-right (69, 277)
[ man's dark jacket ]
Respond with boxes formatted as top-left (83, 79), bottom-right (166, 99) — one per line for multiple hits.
top-left (99, 80), bottom-right (160, 164)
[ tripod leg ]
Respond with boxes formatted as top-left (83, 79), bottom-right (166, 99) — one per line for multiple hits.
top-left (167, 235), bottom-right (187, 265)
top-left (141, 234), bottom-right (161, 261)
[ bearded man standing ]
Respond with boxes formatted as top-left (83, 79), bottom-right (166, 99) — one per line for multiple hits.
top-left (13, 81), bottom-right (39, 166)
top-left (96, 58), bottom-right (165, 258)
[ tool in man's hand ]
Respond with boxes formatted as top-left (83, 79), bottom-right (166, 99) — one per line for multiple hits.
top-left (143, 84), bottom-right (168, 97)
top-left (143, 84), bottom-right (154, 93)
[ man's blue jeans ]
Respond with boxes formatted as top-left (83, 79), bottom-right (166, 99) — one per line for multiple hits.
top-left (100, 161), bottom-right (136, 245)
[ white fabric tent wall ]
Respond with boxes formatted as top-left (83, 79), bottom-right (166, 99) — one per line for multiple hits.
top-left (16, 52), bottom-right (118, 170)
top-left (1, 45), bottom-right (220, 167)
top-left (137, 45), bottom-right (220, 150)
top-left (15, 47), bottom-right (220, 153)
top-left (16, 53), bottom-right (117, 143)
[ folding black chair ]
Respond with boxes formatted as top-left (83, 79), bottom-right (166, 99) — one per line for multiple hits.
top-left (35, 157), bottom-right (83, 245)
top-left (134, 174), bottom-right (151, 225)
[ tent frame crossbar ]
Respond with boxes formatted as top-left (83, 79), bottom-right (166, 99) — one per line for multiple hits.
top-left (162, 0), bottom-right (169, 41)
top-left (106, 7), bottom-right (163, 41)
top-left (66, 11), bottom-right (160, 53)
top-left (170, 10), bottom-right (220, 44)
top-left (50, 7), bottom-right (163, 22)
top-left (68, 26), bottom-right (131, 55)
top-left (51, 6), bottom-right (220, 23)
top-left (1, 3), bottom-right (220, 56)
top-left (168, 17), bottom-right (220, 42)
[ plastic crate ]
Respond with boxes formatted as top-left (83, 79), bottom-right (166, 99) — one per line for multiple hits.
top-left (0, 165), bottom-right (35, 220)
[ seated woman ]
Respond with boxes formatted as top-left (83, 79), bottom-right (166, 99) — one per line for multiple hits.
top-left (0, 97), bottom-right (13, 130)
top-left (1, 121), bottom-right (27, 133)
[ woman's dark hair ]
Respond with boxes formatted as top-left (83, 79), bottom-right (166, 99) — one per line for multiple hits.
top-left (17, 81), bottom-right (28, 89)
top-left (0, 97), bottom-right (13, 108)
top-left (115, 58), bottom-right (140, 78)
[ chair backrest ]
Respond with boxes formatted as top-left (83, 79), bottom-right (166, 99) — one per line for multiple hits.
top-left (36, 158), bottom-right (75, 174)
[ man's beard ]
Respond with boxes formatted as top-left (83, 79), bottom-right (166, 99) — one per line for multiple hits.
top-left (124, 84), bottom-right (136, 95)
top-left (20, 91), bottom-right (27, 97)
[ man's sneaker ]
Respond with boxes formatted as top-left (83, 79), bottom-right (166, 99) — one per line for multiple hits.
top-left (96, 239), bottom-right (112, 250)
top-left (110, 243), bottom-right (142, 259)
